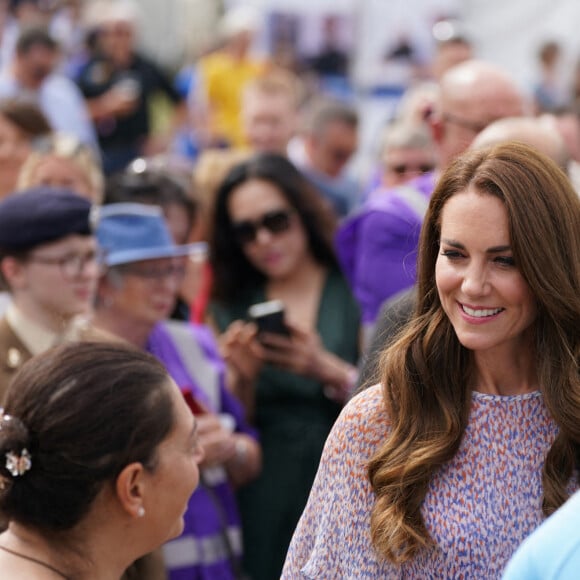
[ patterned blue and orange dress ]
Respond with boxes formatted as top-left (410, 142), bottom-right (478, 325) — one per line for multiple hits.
top-left (283, 384), bottom-right (575, 579)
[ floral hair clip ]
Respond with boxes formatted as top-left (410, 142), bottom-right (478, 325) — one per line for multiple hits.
top-left (0, 408), bottom-right (32, 477)
top-left (5, 449), bottom-right (31, 477)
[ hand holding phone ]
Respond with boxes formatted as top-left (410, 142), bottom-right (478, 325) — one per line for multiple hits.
top-left (248, 299), bottom-right (290, 337)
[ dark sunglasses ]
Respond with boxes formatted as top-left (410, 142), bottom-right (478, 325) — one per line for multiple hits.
top-left (232, 209), bottom-right (294, 245)
top-left (389, 163), bottom-right (435, 176)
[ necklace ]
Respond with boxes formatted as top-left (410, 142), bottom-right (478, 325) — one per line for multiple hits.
top-left (0, 544), bottom-right (70, 579)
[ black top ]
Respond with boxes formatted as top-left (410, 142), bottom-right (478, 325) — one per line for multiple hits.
top-left (76, 52), bottom-right (182, 150)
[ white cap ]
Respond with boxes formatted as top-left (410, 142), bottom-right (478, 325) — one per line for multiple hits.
top-left (84, 0), bottom-right (140, 30)
top-left (220, 5), bottom-right (261, 39)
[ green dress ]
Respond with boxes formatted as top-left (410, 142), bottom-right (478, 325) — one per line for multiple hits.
top-left (210, 268), bottom-right (360, 580)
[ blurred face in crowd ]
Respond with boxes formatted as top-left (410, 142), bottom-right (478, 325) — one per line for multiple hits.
top-left (306, 119), bottom-right (357, 178)
top-left (27, 155), bottom-right (96, 202)
top-left (4, 235), bottom-right (100, 323)
top-left (104, 257), bottom-right (185, 328)
top-left (17, 45), bottom-right (59, 89)
top-left (228, 178), bottom-right (309, 281)
top-left (432, 40), bottom-right (473, 81)
top-left (381, 146), bottom-right (437, 188)
top-left (99, 19), bottom-right (135, 64)
top-left (227, 29), bottom-right (254, 58)
top-left (434, 62), bottom-right (525, 166)
top-left (550, 112), bottom-right (580, 162)
top-left (162, 202), bottom-right (192, 246)
top-left (242, 90), bottom-right (296, 155)
top-left (0, 113), bottom-right (33, 198)
top-left (14, 1), bottom-right (47, 26)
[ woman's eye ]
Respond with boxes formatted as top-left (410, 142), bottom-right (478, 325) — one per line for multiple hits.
top-left (494, 256), bottom-right (516, 267)
top-left (440, 249), bottom-right (464, 260)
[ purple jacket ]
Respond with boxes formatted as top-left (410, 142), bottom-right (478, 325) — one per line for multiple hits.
top-left (336, 172), bottom-right (436, 324)
top-left (147, 321), bottom-right (257, 580)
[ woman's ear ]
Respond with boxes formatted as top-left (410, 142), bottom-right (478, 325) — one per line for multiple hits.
top-left (96, 274), bottom-right (119, 309)
top-left (115, 462), bottom-right (147, 519)
top-left (1, 256), bottom-right (28, 291)
top-left (429, 112), bottom-right (446, 146)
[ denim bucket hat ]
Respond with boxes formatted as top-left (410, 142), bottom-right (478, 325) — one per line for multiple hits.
top-left (96, 203), bottom-right (207, 267)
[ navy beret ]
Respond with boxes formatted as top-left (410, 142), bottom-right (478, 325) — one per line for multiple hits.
top-left (0, 187), bottom-right (93, 252)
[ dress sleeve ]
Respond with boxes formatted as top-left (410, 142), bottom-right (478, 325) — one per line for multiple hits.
top-left (281, 386), bottom-right (387, 578)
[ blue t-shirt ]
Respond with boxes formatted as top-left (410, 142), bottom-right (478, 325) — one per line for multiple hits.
top-left (502, 491), bottom-right (580, 580)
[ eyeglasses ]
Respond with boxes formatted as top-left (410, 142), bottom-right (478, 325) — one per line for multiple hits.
top-left (27, 249), bottom-right (105, 279)
top-left (231, 209), bottom-right (294, 245)
top-left (118, 261), bottom-right (186, 281)
top-left (388, 163), bottom-right (435, 176)
top-left (442, 112), bottom-right (490, 135)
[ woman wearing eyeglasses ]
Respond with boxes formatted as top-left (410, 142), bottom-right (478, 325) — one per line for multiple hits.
top-left (0, 188), bottom-right (102, 399)
top-left (378, 120), bottom-right (436, 189)
top-left (208, 152), bottom-right (360, 580)
top-left (93, 203), bottom-right (261, 580)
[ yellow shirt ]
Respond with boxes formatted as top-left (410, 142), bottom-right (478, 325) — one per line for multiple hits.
top-left (198, 51), bottom-right (266, 147)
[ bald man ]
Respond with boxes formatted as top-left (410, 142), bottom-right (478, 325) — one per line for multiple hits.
top-left (337, 59), bottom-right (527, 343)
top-left (431, 60), bottom-right (526, 167)
top-left (472, 116), bottom-right (570, 173)
top-left (546, 110), bottom-right (580, 192)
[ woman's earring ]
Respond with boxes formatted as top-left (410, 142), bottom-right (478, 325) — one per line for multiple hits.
top-left (137, 506), bottom-right (145, 518)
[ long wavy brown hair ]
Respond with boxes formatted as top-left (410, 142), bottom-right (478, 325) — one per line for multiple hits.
top-left (368, 142), bottom-right (580, 563)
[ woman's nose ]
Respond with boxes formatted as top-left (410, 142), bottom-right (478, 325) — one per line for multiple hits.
top-left (461, 263), bottom-right (490, 296)
top-left (160, 274), bottom-right (181, 291)
top-left (253, 226), bottom-right (274, 245)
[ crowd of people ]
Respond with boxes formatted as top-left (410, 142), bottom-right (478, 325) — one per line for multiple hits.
top-left (0, 1), bottom-right (576, 579)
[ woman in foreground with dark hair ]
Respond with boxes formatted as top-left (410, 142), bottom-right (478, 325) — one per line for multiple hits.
top-left (209, 153), bottom-right (360, 580)
top-left (0, 341), bottom-right (203, 579)
top-left (282, 142), bottom-right (580, 578)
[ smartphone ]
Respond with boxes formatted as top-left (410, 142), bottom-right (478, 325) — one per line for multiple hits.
top-left (248, 299), bottom-right (290, 337)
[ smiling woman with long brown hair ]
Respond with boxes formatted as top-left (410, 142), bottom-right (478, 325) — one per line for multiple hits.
top-left (282, 142), bottom-right (580, 578)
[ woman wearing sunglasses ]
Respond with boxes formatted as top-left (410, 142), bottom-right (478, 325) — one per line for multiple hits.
top-left (209, 152), bottom-right (360, 580)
